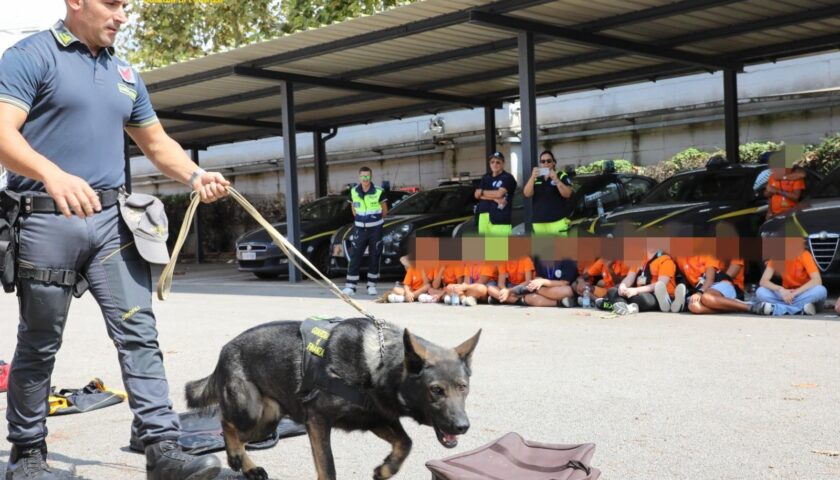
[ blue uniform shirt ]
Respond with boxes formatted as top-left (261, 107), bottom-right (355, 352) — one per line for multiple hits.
top-left (533, 172), bottom-right (573, 223)
top-left (0, 21), bottom-right (158, 192)
top-left (476, 171), bottom-right (517, 225)
top-left (536, 259), bottom-right (578, 283)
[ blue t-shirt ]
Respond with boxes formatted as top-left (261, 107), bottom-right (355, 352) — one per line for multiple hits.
top-left (0, 21), bottom-right (157, 192)
top-left (476, 171), bottom-right (517, 225)
top-left (536, 259), bottom-right (578, 283)
top-left (533, 171), bottom-right (573, 223)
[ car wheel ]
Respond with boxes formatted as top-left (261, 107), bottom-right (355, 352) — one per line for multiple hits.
top-left (254, 272), bottom-right (278, 280)
top-left (305, 246), bottom-right (333, 278)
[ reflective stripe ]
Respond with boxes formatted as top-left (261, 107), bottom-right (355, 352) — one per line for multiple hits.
top-left (354, 219), bottom-right (384, 228)
top-left (346, 275), bottom-right (360, 281)
top-left (367, 273), bottom-right (380, 279)
top-left (367, 281), bottom-right (377, 287)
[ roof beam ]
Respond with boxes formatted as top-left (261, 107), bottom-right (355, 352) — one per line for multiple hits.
top-left (469, 11), bottom-right (738, 70)
top-left (232, 66), bottom-right (499, 108)
top-left (155, 110), bottom-right (293, 130)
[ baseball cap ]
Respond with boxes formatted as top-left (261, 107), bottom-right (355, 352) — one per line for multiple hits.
top-left (488, 151), bottom-right (505, 161)
top-left (119, 193), bottom-right (170, 265)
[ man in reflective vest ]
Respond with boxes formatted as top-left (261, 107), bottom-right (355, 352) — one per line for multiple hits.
top-left (343, 166), bottom-right (388, 296)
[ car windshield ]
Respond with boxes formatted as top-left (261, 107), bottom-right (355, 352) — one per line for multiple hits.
top-left (811, 169), bottom-right (840, 198)
top-left (388, 188), bottom-right (472, 215)
top-left (299, 197), bottom-right (349, 221)
top-left (642, 171), bottom-right (754, 204)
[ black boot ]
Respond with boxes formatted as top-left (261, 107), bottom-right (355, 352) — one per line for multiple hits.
top-left (5, 442), bottom-right (56, 480)
top-left (145, 440), bottom-right (221, 480)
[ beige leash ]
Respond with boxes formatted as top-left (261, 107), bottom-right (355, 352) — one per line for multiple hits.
top-left (157, 188), bottom-right (379, 330)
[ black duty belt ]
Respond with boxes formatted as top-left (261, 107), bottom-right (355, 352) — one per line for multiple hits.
top-left (20, 189), bottom-right (121, 214)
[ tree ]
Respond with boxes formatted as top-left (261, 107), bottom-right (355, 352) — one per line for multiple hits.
top-left (120, 0), bottom-right (416, 70)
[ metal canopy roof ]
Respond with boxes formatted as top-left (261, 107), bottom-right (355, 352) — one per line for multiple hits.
top-left (142, 0), bottom-right (840, 151)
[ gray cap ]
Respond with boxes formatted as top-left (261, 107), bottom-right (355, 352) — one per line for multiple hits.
top-left (119, 193), bottom-right (170, 265)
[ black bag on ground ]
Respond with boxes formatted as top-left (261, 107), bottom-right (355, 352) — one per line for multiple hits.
top-left (48, 378), bottom-right (127, 416)
top-left (129, 406), bottom-right (307, 454)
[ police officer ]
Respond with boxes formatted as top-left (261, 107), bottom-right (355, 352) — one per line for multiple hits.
top-left (475, 152), bottom-right (517, 236)
top-left (0, 1), bottom-right (229, 479)
top-left (523, 150), bottom-right (573, 235)
top-left (342, 166), bottom-right (388, 296)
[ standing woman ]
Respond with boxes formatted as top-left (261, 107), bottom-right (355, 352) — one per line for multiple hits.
top-left (523, 150), bottom-right (573, 235)
top-left (475, 152), bottom-right (517, 236)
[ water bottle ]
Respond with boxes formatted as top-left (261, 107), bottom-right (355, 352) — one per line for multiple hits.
top-left (749, 283), bottom-right (757, 301)
top-left (582, 284), bottom-right (592, 308)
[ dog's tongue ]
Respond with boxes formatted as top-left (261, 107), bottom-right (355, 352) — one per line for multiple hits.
top-left (443, 433), bottom-right (458, 444)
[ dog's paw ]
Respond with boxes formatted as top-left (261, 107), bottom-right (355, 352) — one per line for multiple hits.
top-left (244, 466), bottom-right (268, 480)
top-left (373, 463), bottom-right (396, 480)
top-left (227, 455), bottom-right (243, 472)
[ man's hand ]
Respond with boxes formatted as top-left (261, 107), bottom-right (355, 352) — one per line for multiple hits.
top-left (405, 290), bottom-right (415, 303)
top-left (618, 283), bottom-right (629, 296)
top-left (192, 171), bottom-right (231, 203)
top-left (43, 169), bottom-right (102, 218)
top-left (548, 169), bottom-right (558, 182)
top-left (527, 278), bottom-right (547, 291)
top-left (499, 288), bottom-right (510, 303)
top-left (530, 167), bottom-right (540, 181)
top-left (778, 288), bottom-right (795, 304)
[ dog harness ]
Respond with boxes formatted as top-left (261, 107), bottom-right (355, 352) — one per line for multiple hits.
top-left (298, 316), bottom-right (370, 406)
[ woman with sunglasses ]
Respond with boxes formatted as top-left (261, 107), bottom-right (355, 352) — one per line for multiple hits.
top-left (474, 151), bottom-right (517, 236)
top-left (523, 150), bottom-right (573, 235)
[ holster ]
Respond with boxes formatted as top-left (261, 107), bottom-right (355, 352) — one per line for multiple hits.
top-left (0, 191), bottom-right (21, 293)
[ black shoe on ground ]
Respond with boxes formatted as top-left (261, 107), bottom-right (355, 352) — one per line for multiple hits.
top-left (6, 442), bottom-right (56, 480)
top-left (487, 296), bottom-right (499, 305)
top-left (145, 440), bottom-right (221, 480)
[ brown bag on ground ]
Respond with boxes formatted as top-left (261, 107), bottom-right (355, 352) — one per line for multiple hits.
top-left (426, 432), bottom-right (600, 480)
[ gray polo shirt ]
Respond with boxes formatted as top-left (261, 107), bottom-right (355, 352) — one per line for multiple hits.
top-left (0, 20), bottom-right (157, 192)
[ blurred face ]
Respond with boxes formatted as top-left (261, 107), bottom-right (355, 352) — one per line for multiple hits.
top-left (489, 157), bottom-right (504, 175)
top-left (66, 0), bottom-right (128, 50)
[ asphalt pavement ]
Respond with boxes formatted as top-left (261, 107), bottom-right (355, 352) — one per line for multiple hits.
top-left (1, 263), bottom-right (838, 479)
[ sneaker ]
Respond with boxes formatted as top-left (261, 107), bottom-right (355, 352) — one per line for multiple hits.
top-left (462, 296), bottom-right (477, 307)
top-left (443, 294), bottom-right (452, 305)
top-left (749, 301), bottom-right (773, 316)
top-left (654, 282), bottom-right (671, 312)
top-left (487, 296), bottom-right (499, 305)
top-left (6, 442), bottom-right (56, 480)
top-left (511, 285), bottom-right (529, 296)
top-left (367, 285), bottom-right (378, 296)
top-left (803, 303), bottom-right (817, 315)
top-left (341, 287), bottom-right (356, 296)
top-left (417, 294), bottom-right (434, 303)
top-left (387, 294), bottom-right (404, 303)
top-left (559, 297), bottom-right (574, 308)
top-left (145, 439), bottom-right (221, 480)
top-left (594, 298), bottom-right (613, 311)
top-left (670, 284), bottom-right (687, 313)
top-left (451, 295), bottom-right (461, 306)
top-left (614, 302), bottom-right (639, 316)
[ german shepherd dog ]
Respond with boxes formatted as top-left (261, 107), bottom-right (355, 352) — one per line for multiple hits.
top-left (185, 318), bottom-right (481, 480)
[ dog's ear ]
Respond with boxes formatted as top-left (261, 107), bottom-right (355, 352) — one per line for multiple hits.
top-left (403, 329), bottom-right (429, 374)
top-left (454, 329), bottom-right (481, 371)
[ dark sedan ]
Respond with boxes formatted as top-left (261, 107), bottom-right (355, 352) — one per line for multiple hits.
top-left (329, 184), bottom-right (478, 277)
top-left (236, 191), bottom-right (409, 279)
top-left (452, 172), bottom-right (657, 236)
top-left (584, 162), bottom-right (822, 238)
top-left (760, 167), bottom-right (840, 281)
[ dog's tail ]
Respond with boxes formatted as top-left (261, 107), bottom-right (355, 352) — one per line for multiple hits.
top-left (185, 372), bottom-right (218, 409)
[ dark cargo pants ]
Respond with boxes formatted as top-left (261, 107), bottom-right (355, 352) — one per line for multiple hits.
top-left (344, 225), bottom-right (382, 290)
top-left (6, 202), bottom-right (180, 447)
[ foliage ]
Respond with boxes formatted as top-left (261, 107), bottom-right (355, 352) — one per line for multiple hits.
top-left (804, 133), bottom-right (840, 176)
top-left (120, 0), bottom-right (416, 70)
top-left (734, 141), bottom-right (782, 164)
top-left (575, 159), bottom-right (639, 175)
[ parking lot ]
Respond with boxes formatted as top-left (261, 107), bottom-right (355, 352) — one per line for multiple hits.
top-left (1, 264), bottom-right (839, 479)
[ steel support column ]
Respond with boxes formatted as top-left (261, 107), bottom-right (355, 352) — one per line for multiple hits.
top-left (282, 80), bottom-right (302, 282)
top-left (484, 106), bottom-right (497, 160)
top-left (723, 68), bottom-right (740, 163)
top-left (518, 31), bottom-right (537, 234)
top-left (191, 148), bottom-right (204, 264)
top-left (123, 133), bottom-right (132, 193)
top-left (313, 132), bottom-right (328, 198)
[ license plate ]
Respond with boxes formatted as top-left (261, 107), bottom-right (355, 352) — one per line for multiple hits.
top-left (240, 252), bottom-right (256, 261)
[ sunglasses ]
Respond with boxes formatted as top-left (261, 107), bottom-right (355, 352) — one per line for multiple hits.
top-left (539, 158), bottom-right (554, 164)
top-left (359, 175), bottom-right (371, 180)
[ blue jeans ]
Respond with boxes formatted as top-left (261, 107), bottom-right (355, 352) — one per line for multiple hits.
top-left (755, 285), bottom-right (828, 316)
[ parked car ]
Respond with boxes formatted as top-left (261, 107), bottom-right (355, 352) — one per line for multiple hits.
top-left (329, 184), bottom-right (478, 277)
top-left (760, 167), bottom-right (840, 281)
top-left (236, 190), bottom-right (409, 279)
top-left (583, 162), bottom-right (822, 238)
top-left (451, 172), bottom-right (657, 236)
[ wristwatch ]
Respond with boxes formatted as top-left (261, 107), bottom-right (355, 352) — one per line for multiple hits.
top-left (187, 168), bottom-right (207, 188)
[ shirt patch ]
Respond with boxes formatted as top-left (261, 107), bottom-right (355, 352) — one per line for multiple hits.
top-left (118, 65), bottom-right (136, 84)
top-left (117, 83), bottom-right (137, 101)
